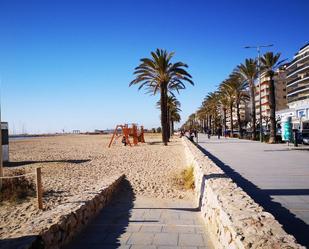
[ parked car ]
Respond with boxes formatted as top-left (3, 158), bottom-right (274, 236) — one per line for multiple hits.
top-left (302, 133), bottom-right (309, 145)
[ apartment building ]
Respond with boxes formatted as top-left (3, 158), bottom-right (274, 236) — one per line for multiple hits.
top-left (278, 43), bottom-right (309, 131)
top-left (225, 101), bottom-right (250, 131)
top-left (255, 65), bottom-right (288, 128)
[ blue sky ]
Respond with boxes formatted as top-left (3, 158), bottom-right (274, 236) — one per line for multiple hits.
top-left (0, 0), bottom-right (308, 134)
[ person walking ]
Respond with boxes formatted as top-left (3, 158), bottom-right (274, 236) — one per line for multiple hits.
top-left (194, 129), bottom-right (198, 143)
top-left (207, 129), bottom-right (211, 139)
top-left (189, 130), bottom-right (194, 142)
top-left (217, 127), bottom-right (222, 139)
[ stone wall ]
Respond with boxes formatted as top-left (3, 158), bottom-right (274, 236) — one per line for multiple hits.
top-left (182, 137), bottom-right (304, 249)
top-left (24, 174), bottom-right (125, 249)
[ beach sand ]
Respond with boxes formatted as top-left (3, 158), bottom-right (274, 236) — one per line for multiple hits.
top-left (0, 134), bottom-right (191, 238)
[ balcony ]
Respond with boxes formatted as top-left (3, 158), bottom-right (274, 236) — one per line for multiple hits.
top-left (287, 51), bottom-right (309, 70)
top-left (287, 93), bottom-right (309, 103)
top-left (287, 62), bottom-right (309, 78)
top-left (287, 84), bottom-right (309, 95)
top-left (287, 73), bottom-right (309, 87)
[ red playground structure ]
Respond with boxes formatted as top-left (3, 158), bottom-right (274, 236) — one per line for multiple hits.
top-left (108, 124), bottom-right (145, 148)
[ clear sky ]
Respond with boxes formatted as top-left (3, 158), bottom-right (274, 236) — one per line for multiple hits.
top-left (0, 0), bottom-right (308, 134)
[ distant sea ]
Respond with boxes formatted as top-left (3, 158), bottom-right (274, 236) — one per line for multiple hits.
top-left (9, 136), bottom-right (36, 141)
top-left (9, 135), bottom-right (53, 141)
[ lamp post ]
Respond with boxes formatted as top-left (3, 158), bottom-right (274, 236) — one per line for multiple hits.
top-left (244, 44), bottom-right (273, 142)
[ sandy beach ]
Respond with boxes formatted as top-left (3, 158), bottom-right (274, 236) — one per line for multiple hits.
top-left (0, 134), bottom-right (191, 238)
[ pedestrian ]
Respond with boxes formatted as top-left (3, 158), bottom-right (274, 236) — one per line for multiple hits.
top-left (189, 130), bottom-right (194, 142)
top-left (207, 129), bottom-right (211, 139)
top-left (194, 129), bottom-right (198, 143)
top-left (180, 130), bottom-right (184, 138)
top-left (217, 127), bottom-right (222, 139)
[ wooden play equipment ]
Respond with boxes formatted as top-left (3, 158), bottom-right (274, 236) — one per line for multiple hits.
top-left (108, 124), bottom-right (145, 148)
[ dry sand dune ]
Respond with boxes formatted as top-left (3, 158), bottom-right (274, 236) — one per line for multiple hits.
top-left (0, 134), bottom-right (191, 238)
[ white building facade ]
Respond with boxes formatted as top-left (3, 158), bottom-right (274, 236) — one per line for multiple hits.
top-left (277, 43), bottom-right (309, 132)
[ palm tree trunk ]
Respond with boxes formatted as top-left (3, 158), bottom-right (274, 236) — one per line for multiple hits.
top-left (236, 101), bottom-right (242, 138)
top-left (230, 104), bottom-right (234, 137)
top-left (223, 109), bottom-right (226, 134)
top-left (269, 77), bottom-right (276, 143)
top-left (171, 120), bottom-right (174, 134)
top-left (209, 115), bottom-right (212, 134)
top-left (250, 83), bottom-right (257, 140)
top-left (160, 85), bottom-right (168, 145)
top-left (167, 107), bottom-right (170, 141)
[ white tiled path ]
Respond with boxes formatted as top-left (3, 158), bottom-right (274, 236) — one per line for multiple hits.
top-left (65, 190), bottom-right (212, 249)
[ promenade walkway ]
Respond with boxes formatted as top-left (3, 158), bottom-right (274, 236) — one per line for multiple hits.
top-left (197, 134), bottom-right (309, 247)
top-left (65, 182), bottom-right (212, 249)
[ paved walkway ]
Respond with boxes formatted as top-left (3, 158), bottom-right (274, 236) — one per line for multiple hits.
top-left (65, 186), bottom-right (212, 249)
top-left (197, 134), bottom-right (309, 247)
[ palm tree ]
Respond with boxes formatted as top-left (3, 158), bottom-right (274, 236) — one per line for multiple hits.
top-left (217, 92), bottom-right (229, 135)
top-left (170, 109), bottom-right (181, 134)
top-left (260, 52), bottom-right (284, 143)
top-left (219, 80), bottom-right (235, 136)
top-left (229, 73), bottom-right (250, 138)
top-left (130, 49), bottom-right (193, 145)
top-left (203, 92), bottom-right (220, 134)
top-left (237, 59), bottom-right (258, 140)
top-left (157, 95), bottom-right (181, 137)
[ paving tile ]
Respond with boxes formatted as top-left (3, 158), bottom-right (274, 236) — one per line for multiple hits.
top-left (161, 213), bottom-right (180, 220)
top-left (195, 226), bottom-right (205, 234)
top-left (153, 233), bottom-right (178, 246)
top-left (157, 246), bottom-right (181, 249)
top-left (179, 212), bottom-right (198, 220)
top-left (140, 224), bottom-right (163, 232)
top-left (127, 232), bottom-right (155, 245)
top-left (126, 224), bottom-right (142, 232)
top-left (162, 225), bottom-right (196, 234)
top-left (144, 209), bottom-right (162, 218)
top-left (179, 234), bottom-right (205, 247)
top-left (166, 219), bottom-right (195, 225)
top-left (130, 245), bottom-right (156, 249)
top-left (65, 195), bottom-right (212, 249)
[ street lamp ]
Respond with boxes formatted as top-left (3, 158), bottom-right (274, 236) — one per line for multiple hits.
top-left (244, 44), bottom-right (273, 142)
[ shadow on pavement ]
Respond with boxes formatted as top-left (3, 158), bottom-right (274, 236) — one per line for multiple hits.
top-left (196, 143), bottom-right (309, 247)
top-left (263, 189), bottom-right (309, 195)
top-left (63, 177), bottom-right (135, 249)
top-left (0, 235), bottom-right (43, 249)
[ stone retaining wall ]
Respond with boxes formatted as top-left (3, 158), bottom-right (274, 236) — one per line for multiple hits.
top-left (22, 174), bottom-right (124, 249)
top-left (182, 137), bottom-right (304, 249)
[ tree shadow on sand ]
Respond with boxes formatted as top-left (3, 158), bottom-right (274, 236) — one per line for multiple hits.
top-left (4, 159), bottom-right (91, 167)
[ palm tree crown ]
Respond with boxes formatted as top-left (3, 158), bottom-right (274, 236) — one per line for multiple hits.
top-left (237, 58), bottom-right (258, 140)
top-left (130, 49), bottom-right (193, 145)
